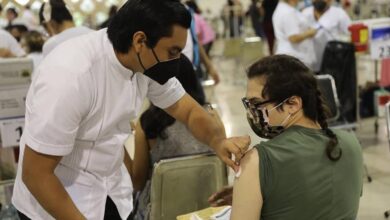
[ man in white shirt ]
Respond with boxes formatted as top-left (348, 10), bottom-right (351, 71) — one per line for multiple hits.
top-left (0, 29), bottom-right (26, 58)
top-left (272, 0), bottom-right (317, 69)
top-left (39, 0), bottom-right (92, 57)
top-left (302, 0), bottom-right (351, 71)
top-left (12, 0), bottom-right (250, 219)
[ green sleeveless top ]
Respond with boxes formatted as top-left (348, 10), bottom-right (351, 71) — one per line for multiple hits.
top-left (255, 126), bottom-right (363, 220)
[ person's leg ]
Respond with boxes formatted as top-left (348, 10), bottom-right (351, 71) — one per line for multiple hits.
top-left (203, 41), bottom-right (214, 56)
top-left (263, 21), bottom-right (275, 55)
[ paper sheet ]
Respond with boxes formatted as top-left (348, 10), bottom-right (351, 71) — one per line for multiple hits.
top-left (176, 206), bottom-right (230, 220)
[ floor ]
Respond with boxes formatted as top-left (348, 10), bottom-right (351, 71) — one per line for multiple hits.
top-left (206, 39), bottom-right (390, 220)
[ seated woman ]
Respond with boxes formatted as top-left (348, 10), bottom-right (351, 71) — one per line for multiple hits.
top-left (229, 55), bottom-right (363, 219)
top-left (130, 54), bottom-right (224, 220)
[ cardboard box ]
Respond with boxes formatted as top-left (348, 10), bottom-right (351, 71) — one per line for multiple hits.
top-left (0, 84), bottom-right (29, 119)
top-left (0, 58), bottom-right (32, 86)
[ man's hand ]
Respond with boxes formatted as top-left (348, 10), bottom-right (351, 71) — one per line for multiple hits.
top-left (208, 186), bottom-right (233, 207)
top-left (212, 136), bottom-right (251, 172)
top-left (165, 94), bottom-right (250, 171)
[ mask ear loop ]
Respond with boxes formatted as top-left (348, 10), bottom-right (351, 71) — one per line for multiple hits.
top-left (265, 97), bottom-right (292, 127)
top-left (137, 53), bottom-right (146, 71)
top-left (151, 48), bottom-right (161, 63)
top-left (269, 97), bottom-right (290, 112)
top-left (280, 113), bottom-right (292, 127)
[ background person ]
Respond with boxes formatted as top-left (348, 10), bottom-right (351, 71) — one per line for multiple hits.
top-left (302, 0), bottom-right (351, 72)
top-left (272, 0), bottom-right (317, 69)
top-left (0, 28), bottom-right (26, 58)
top-left (130, 54), bottom-right (223, 220)
top-left (39, 0), bottom-right (92, 57)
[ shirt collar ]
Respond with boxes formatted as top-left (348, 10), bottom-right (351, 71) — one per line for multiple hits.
top-left (102, 29), bottom-right (134, 79)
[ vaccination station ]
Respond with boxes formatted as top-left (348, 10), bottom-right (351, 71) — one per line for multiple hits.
top-left (1, 0), bottom-right (390, 219)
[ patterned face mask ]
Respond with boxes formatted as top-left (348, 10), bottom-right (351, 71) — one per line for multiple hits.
top-left (242, 97), bottom-right (291, 139)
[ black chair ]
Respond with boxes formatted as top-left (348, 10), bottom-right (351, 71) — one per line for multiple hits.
top-left (316, 75), bottom-right (372, 182)
top-left (320, 41), bottom-right (357, 123)
top-left (316, 74), bottom-right (357, 130)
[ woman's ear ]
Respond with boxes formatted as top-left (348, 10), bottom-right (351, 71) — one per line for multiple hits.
top-left (132, 31), bottom-right (147, 53)
top-left (287, 96), bottom-right (302, 114)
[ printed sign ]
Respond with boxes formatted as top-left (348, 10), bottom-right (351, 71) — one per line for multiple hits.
top-left (0, 118), bottom-right (24, 148)
top-left (371, 26), bottom-right (390, 59)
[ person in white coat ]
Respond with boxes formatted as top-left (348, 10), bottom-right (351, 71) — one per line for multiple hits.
top-left (302, 0), bottom-right (351, 72)
top-left (11, 0), bottom-right (250, 219)
top-left (0, 28), bottom-right (25, 58)
top-left (39, 0), bottom-right (92, 57)
top-left (272, 0), bottom-right (317, 69)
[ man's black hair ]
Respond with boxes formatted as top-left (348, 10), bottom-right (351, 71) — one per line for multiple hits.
top-left (107, 0), bottom-right (191, 53)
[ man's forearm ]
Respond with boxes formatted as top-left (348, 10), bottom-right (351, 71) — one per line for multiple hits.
top-left (165, 94), bottom-right (250, 170)
top-left (23, 173), bottom-right (85, 220)
top-left (186, 105), bottom-right (226, 149)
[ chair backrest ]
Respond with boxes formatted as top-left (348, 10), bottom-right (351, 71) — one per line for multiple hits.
top-left (320, 41), bottom-right (357, 122)
top-left (150, 153), bottom-right (228, 220)
top-left (386, 101), bottom-right (390, 147)
top-left (316, 74), bottom-right (340, 122)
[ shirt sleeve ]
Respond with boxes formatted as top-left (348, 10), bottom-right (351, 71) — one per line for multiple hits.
top-left (338, 9), bottom-right (351, 35)
top-left (147, 77), bottom-right (186, 109)
top-left (283, 11), bottom-right (302, 37)
top-left (24, 64), bottom-right (92, 156)
top-left (302, 8), bottom-right (315, 23)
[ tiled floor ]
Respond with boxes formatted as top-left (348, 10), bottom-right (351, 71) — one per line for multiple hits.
top-left (207, 39), bottom-right (390, 220)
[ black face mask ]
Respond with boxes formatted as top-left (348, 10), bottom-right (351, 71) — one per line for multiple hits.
top-left (313, 0), bottom-right (328, 13)
top-left (137, 48), bottom-right (181, 85)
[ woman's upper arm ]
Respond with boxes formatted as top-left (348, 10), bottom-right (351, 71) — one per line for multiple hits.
top-left (230, 148), bottom-right (263, 220)
top-left (132, 122), bottom-right (151, 191)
